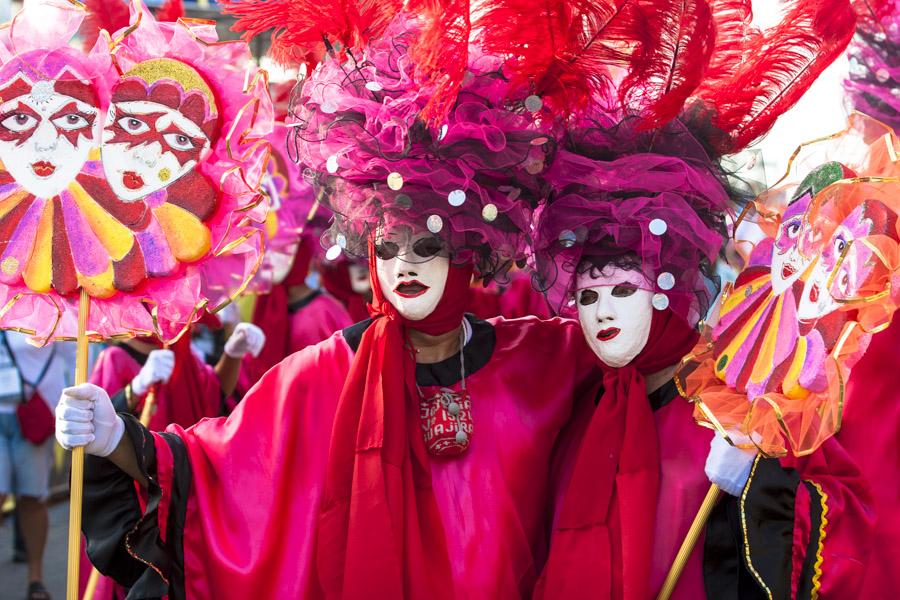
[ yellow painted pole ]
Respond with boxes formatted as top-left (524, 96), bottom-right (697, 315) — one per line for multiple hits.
top-left (655, 484), bottom-right (722, 600)
top-left (67, 289), bottom-right (91, 600)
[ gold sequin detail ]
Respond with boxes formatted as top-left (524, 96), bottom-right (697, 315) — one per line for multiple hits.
top-left (125, 58), bottom-right (218, 115)
top-left (158, 167), bottom-right (171, 182)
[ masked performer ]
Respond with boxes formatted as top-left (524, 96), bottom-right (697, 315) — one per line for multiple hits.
top-left (56, 13), bottom-right (596, 599)
top-left (514, 0), bottom-right (866, 596)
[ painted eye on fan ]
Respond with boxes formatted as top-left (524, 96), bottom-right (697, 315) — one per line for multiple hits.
top-left (1, 113), bottom-right (38, 132)
top-left (52, 113), bottom-right (90, 131)
top-left (118, 116), bottom-right (150, 135)
top-left (164, 132), bottom-right (196, 152)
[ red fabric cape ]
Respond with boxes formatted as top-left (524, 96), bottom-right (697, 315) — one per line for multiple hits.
top-left (536, 309), bottom-right (699, 599)
top-left (313, 248), bottom-right (473, 597)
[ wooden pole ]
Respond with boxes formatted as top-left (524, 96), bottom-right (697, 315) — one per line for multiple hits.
top-left (67, 289), bottom-right (91, 600)
top-left (82, 567), bottom-right (101, 600)
top-left (139, 387), bottom-right (157, 428)
top-left (655, 484), bottom-right (722, 600)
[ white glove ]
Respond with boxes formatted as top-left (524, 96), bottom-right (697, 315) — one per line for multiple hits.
top-left (705, 432), bottom-right (758, 497)
top-left (224, 322), bottom-right (266, 358)
top-left (131, 349), bottom-right (175, 396)
top-left (55, 383), bottom-right (125, 457)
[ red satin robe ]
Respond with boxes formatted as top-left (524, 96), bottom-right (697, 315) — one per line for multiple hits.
top-left (83, 316), bottom-right (596, 599)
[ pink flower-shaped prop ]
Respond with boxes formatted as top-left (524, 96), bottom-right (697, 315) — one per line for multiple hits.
top-left (0, 0), bottom-right (273, 343)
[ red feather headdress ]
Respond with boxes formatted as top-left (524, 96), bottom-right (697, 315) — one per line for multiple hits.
top-left (225, 0), bottom-right (858, 150)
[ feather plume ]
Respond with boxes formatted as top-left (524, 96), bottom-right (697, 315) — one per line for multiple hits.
top-left (407, 0), bottom-right (472, 125)
top-left (79, 0), bottom-right (130, 51)
top-left (696, 0), bottom-right (755, 89)
top-left (223, 0), bottom-right (403, 67)
top-left (696, 0), bottom-right (857, 152)
top-left (155, 0), bottom-right (185, 22)
top-left (618, 0), bottom-right (716, 129)
top-left (474, 0), bottom-right (647, 114)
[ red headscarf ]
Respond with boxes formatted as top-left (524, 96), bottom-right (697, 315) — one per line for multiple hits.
top-left (314, 243), bottom-right (473, 598)
top-left (536, 309), bottom-right (699, 600)
top-left (243, 237), bottom-right (315, 385)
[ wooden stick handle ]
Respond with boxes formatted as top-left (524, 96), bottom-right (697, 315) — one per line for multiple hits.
top-left (82, 567), bottom-right (101, 600)
top-left (139, 387), bottom-right (157, 428)
top-left (67, 289), bottom-right (91, 600)
top-left (655, 483), bottom-right (722, 600)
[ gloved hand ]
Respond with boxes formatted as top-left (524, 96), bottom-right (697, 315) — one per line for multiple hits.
top-left (55, 383), bottom-right (125, 457)
top-left (704, 432), bottom-right (758, 497)
top-left (224, 322), bottom-right (266, 359)
top-left (131, 349), bottom-right (175, 396)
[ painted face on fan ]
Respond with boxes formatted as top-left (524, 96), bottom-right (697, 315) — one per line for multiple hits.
top-left (797, 204), bottom-right (875, 322)
top-left (375, 228), bottom-right (449, 321)
top-left (0, 71), bottom-right (100, 198)
top-left (101, 59), bottom-right (216, 202)
top-left (770, 191), bottom-right (815, 295)
top-left (575, 263), bottom-right (654, 368)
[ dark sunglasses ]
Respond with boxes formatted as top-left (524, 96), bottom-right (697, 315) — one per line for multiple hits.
top-left (374, 236), bottom-right (445, 260)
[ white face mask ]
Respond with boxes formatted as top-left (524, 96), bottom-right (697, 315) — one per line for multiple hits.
top-left (0, 76), bottom-right (100, 198)
top-left (375, 230), bottom-right (449, 321)
top-left (576, 265), bottom-right (654, 368)
top-left (348, 263), bottom-right (372, 295)
top-left (101, 100), bottom-right (211, 202)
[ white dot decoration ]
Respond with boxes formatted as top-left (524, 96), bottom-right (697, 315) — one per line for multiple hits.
top-left (525, 159), bottom-right (544, 175)
top-left (325, 244), bottom-right (342, 261)
top-left (439, 124), bottom-right (449, 141)
top-left (524, 95), bottom-right (543, 112)
top-left (365, 81), bottom-right (383, 92)
top-left (482, 203), bottom-right (498, 222)
top-left (652, 293), bottom-right (670, 310)
top-left (558, 229), bottom-right (577, 248)
top-left (427, 214), bottom-right (444, 233)
top-left (326, 155), bottom-right (339, 173)
top-left (448, 189), bottom-right (466, 207)
top-left (387, 172), bottom-right (404, 191)
top-left (320, 101), bottom-right (337, 114)
top-left (336, 233), bottom-right (347, 248)
top-left (657, 272), bottom-right (675, 290)
top-left (649, 218), bottom-right (668, 236)
top-left (876, 68), bottom-right (890, 83)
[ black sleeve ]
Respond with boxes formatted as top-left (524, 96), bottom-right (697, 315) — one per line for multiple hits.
top-left (110, 388), bottom-right (130, 414)
top-left (703, 457), bottom-right (826, 600)
top-left (82, 414), bottom-right (192, 600)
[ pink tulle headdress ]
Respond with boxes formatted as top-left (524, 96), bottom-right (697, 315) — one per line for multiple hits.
top-left (532, 118), bottom-right (730, 325)
top-left (0, 0), bottom-right (272, 343)
top-left (291, 15), bottom-right (552, 279)
top-left (225, 2), bottom-right (555, 280)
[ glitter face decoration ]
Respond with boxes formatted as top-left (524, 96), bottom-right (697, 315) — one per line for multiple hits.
top-left (101, 59), bottom-right (217, 203)
top-left (0, 71), bottom-right (100, 199)
top-left (575, 264), bottom-right (654, 368)
top-left (375, 228), bottom-right (449, 321)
